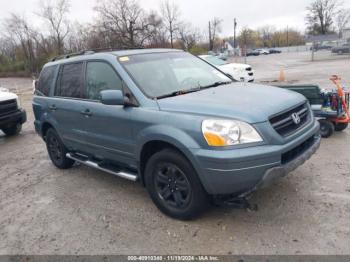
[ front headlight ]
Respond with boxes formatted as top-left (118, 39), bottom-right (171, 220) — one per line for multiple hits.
top-left (202, 119), bottom-right (263, 147)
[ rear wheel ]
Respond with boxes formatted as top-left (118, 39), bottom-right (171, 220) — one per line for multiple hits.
top-left (319, 119), bottom-right (335, 138)
top-left (46, 128), bottom-right (75, 169)
top-left (2, 123), bottom-right (22, 136)
top-left (333, 122), bottom-right (348, 132)
top-left (145, 149), bottom-right (209, 220)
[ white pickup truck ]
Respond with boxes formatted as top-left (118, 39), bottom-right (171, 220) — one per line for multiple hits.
top-left (0, 87), bottom-right (27, 136)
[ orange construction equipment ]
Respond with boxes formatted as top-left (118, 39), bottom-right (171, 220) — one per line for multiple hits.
top-left (329, 75), bottom-right (350, 124)
top-left (279, 69), bottom-right (286, 82)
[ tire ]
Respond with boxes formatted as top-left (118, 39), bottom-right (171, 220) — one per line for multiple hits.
top-left (333, 122), bottom-right (348, 132)
top-left (319, 120), bottom-right (335, 138)
top-left (45, 128), bottom-right (75, 169)
top-left (2, 123), bottom-right (22, 136)
top-left (144, 149), bottom-right (209, 220)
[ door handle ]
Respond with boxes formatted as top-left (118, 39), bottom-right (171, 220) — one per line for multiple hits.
top-left (81, 109), bottom-right (93, 117)
top-left (49, 105), bottom-right (57, 111)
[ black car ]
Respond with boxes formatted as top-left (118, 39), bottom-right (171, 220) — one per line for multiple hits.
top-left (310, 45), bottom-right (333, 51)
top-left (246, 50), bottom-right (260, 56)
top-left (331, 44), bottom-right (350, 54)
top-left (269, 49), bottom-right (282, 54)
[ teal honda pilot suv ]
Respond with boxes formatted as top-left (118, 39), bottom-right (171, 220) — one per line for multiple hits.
top-left (33, 49), bottom-right (320, 220)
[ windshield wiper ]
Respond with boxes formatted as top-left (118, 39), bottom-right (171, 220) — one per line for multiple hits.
top-left (156, 86), bottom-right (201, 99)
top-left (200, 81), bottom-right (232, 89)
top-left (156, 81), bottom-right (232, 99)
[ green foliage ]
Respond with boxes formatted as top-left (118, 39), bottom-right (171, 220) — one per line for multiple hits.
top-left (0, 60), bottom-right (25, 73)
top-left (237, 27), bottom-right (305, 48)
top-left (188, 45), bottom-right (207, 56)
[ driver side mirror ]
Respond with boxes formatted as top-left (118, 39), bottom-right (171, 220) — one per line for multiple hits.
top-left (100, 90), bottom-right (127, 106)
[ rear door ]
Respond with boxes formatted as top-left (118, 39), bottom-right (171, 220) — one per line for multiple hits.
top-left (78, 61), bottom-right (136, 166)
top-left (48, 62), bottom-right (88, 151)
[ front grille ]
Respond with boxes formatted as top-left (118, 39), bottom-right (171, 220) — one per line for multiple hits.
top-left (281, 136), bottom-right (315, 164)
top-left (270, 103), bottom-right (310, 137)
top-left (0, 99), bottom-right (18, 117)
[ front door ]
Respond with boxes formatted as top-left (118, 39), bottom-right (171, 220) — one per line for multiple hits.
top-left (79, 61), bottom-right (136, 167)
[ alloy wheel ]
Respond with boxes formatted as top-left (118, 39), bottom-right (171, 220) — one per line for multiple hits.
top-left (154, 163), bottom-right (192, 209)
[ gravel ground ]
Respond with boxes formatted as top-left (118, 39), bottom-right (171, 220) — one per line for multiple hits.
top-left (0, 52), bottom-right (350, 255)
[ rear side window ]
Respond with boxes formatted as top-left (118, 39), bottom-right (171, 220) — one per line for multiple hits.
top-left (55, 62), bottom-right (84, 98)
top-left (85, 62), bottom-right (123, 100)
top-left (37, 65), bottom-right (57, 96)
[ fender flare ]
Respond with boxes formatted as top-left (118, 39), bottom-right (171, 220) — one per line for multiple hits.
top-left (136, 124), bottom-right (201, 162)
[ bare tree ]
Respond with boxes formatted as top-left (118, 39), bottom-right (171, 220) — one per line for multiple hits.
top-left (145, 11), bottom-right (167, 48)
top-left (179, 23), bottom-right (201, 50)
top-left (95, 0), bottom-right (155, 48)
top-left (238, 27), bottom-right (259, 50)
top-left (258, 26), bottom-right (276, 47)
top-left (161, 0), bottom-right (180, 48)
top-left (306, 0), bottom-right (340, 35)
top-left (2, 14), bottom-right (38, 73)
top-left (336, 8), bottom-right (350, 37)
top-left (208, 18), bottom-right (222, 51)
top-left (0, 36), bottom-right (17, 61)
top-left (38, 0), bottom-right (71, 54)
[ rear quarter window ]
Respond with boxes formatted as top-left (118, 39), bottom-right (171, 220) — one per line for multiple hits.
top-left (55, 62), bottom-right (84, 98)
top-left (36, 65), bottom-right (58, 96)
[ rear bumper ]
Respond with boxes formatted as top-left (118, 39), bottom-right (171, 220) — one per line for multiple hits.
top-left (191, 120), bottom-right (320, 195)
top-left (0, 109), bottom-right (26, 129)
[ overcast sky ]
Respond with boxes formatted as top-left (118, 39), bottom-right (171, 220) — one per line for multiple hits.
top-left (1, 0), bottom-right (349, 36)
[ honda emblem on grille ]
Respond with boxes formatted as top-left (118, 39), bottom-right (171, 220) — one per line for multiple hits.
top-left (291, 113), bottom-right (301, 124)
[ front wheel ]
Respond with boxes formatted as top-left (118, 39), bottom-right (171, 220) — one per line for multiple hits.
top-left (319, 119), bottom-right (335, 138)
top-left (145, 149), bottom-right (209, 220)
top-left (333, 122), bottom-right (348, 132)
top-left (45, 128), bottom-right (75, 169)
top-left (2, 123), bottom-right (22, 136)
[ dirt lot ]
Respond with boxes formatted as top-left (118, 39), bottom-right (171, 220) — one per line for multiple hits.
top-left (0, 51), bottom-right (350, 255)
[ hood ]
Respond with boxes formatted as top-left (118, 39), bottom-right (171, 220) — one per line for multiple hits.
top-left (157, 82), bottom-right (306, 123)
top-left (0, 90), bottom-right (17, 102)
top-left (219, 63), bottom-right (250, 71)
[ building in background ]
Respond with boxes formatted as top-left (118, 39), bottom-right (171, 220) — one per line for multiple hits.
top-left (305, 34), bottom-right (339, 48)
top-left (342, 28), bottom-right (350, 42)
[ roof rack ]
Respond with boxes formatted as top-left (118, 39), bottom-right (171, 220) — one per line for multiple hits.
top-left (51, 50), bottom-right (88, 62)
top-left (50, 47), bottom-right (145, 62)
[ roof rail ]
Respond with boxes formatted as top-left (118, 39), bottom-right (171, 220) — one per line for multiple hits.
top-left (51, 50), bottom-right (89, 62)
top-left (50, 47), bottom-right (145, 62)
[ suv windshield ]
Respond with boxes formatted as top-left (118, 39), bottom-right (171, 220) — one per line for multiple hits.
top-left (120, 52), bottom-right (232, 98)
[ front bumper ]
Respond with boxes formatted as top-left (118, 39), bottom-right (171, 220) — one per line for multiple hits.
top-left (191, 120), bottom-right (320, 195)
top-left (234, 71), bottom-right (254, 82)
top-left (0, 109), bottom-right (27, 129)
top-left (252, 134), bottom-right (320, 192)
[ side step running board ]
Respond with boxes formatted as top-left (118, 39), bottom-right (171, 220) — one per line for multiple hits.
top-left (66, 153), bottom-right (138, 182)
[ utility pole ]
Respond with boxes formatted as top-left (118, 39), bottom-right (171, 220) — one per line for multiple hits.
top-left (233, 18), bottom-right (237, 48)
top-left (286, 26), bottom-right (289, 52)
top-left (208, 21), bottom-right (212, 51)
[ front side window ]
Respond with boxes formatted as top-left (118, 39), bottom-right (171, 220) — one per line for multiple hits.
top-left (120, 52), bottom-right (231, 98)
top-left (86, 62), bottom-right (123, 100)
top-left (56, 62), bottom-right (84, 98)
top-left (37, 65), bottom-right (58, 96)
